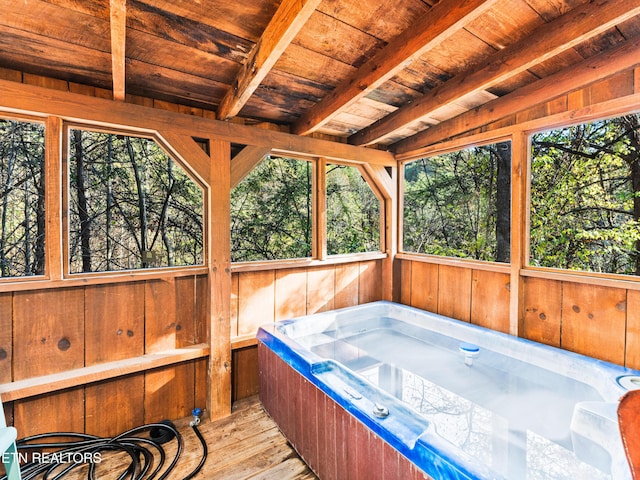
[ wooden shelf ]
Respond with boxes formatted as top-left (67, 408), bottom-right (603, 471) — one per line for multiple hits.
top-left (232, 334), bottom-right (259, 349)
top-left (0, 344), bottom-right (210, 402)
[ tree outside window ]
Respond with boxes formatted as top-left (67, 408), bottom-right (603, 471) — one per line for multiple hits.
top-left (68, 129), bottom-right (204, 273)
top-left (231, 155), bottom-right (312, 262)
top-left (403, 142), bottom-right (511, 263)
top-left (0, 118), bottom-right (45, 277)
top-left (326, 164), bottom-right (380, 255)
top-left (530, 114), bottom-right (640, 275)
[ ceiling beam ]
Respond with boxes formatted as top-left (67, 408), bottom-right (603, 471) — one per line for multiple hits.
top-left (231, 146), bottom-right (271, 188)
top-left (291, 0), bottom-right (498, 136)
top-left (350, 0), bottom-right (640, 146)
top-left (217, 0), bottom-right (321, 121)
top-left (109, 0), bottom-right (127, 101)
top-left (392, 35), bottom-right (640, 155)
top-left (0, 78), bottom-right (395, 166)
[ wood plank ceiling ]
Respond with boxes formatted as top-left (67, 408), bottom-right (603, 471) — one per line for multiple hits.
top-left (1, 0), bottom-right (640, 155)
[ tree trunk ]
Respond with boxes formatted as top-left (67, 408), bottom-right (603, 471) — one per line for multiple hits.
top-left (127, 138), bottom-right (148, 266)
top-left (0, 128), bottom-right (16, 276)
top-left (34, 158), bottom-right (45, 275)
top-left (161, 157), bottom-right (175, 266)
top-left (622, 115), bottom-right (640, 275)
top-left (106, 135), bottom-right (113, 271)
top-left (73, 129), bottom-right (92, 272)
top-left (495, 141), bottom-right (511, 263)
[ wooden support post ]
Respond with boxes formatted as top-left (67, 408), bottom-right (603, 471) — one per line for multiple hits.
top-left (315, 159), bottom-right (327, 260)
top-left (45, 116), bottom-right (63, 280)
top-left (208, 139), bottom-right (232, 420)
top-left (361, 164), bottom-right (396, 301)
top-left (509, 132), bottom-right (528, 336)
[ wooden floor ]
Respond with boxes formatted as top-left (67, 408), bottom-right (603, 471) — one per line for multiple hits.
top-left (35, 395), bottom-right (317, 480)
top-left (176, 395), bottom-right (317, 479)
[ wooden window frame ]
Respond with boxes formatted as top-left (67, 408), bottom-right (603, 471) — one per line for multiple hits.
top-left (230, 153), bottom-right (388, 268)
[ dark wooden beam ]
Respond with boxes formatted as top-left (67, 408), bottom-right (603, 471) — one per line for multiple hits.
top-left (392, 36), bottom-right (640, 155)
top-left (0, 78), bottom-right (395, 166)
top-left (291, 0), bottom-right (498, 136)
top-left (110, 0), bottom-right (126, 101)
top-left (217, 0), bottom-right (322, 120)
top-left (351, 0), bottom-right (640, 146)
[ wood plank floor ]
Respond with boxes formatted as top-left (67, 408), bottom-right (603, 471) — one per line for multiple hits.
top-left (27, 396), bottom-right (317, 480)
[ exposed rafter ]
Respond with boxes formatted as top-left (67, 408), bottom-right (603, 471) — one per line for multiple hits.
top-left (291, 0), bottom-right (498, 136)
top-left (350, 0), bottom-right (640, 146)
top-left (392, 36), bottom-right (640, 155)
top-left (109, 0), bottom-right (127, 101)
top-left (217, 0), bottom-right (322, 121)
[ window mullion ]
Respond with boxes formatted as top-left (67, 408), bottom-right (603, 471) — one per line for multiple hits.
top-left (46, 116), bottom-right (64, 280)
top-left (314, 158), bottom-right (327, 260)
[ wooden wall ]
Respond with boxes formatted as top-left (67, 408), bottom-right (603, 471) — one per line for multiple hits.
top-left (230, 259), bottom-right (384, 400)
top-left (0, 70), bottom-right (392, 432)
top-left (232, 260), bottom-right (384, 337)
top-left (398, 260), bottom-right (511, 333)
top-left (1, 275), bottom-right (208, 437)
top-left (397, 66), bottom-right (640, 370)
top-left (521, 278), bottom-right (634, 367)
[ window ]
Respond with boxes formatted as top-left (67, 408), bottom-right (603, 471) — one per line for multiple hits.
top-left (403, 141), bottom-right (511, 263)
top-left (231, 155), bottom-right (312, 262)
top-left (326, 164), bottom-right (380, 255)
top-left (0, 118), bottom-right (45, 277)
top-left (67, 128), bottom-right (204, 273)
top-left (530, 114), bottom-right (640, 275)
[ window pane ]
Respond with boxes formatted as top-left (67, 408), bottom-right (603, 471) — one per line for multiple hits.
top-left (326, 164), bottom-right (380, 255)
top-left (403, 142), bottom-right (511, 263)
top-left (68, 129), bottom-right (204, 273)
top-left (530, 115), bottom-right (640, 275)
top-left (231, 155), bottom-right (312, 262)
top-left (0, 118), bottom-right (45, 277)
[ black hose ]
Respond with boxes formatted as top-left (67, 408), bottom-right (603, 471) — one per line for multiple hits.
top-left (182, 424), bottom-right (206, 480)
top-left (2, 417), bottom-right (208, 480)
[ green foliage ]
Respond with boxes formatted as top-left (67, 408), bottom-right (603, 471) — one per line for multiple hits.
top-left (403, 142), bottom-right (511, 263)
top-left (231, 155), bottom-right (312, 262)
top-left (326, 165), bottom-right (380, 255)
top-left (530, 115), bottom-right (640, 275)
top-left (0, 119), bottom-right (45, 277)
top-left (68, 130), bottom-right (204, 272)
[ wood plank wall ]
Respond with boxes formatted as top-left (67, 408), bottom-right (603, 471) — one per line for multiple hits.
top-left (1, 275), bottom-right (208, 438)
top-left (397, 67), bottom-right (640, 371)
top-left (0, 69), bottom-right (387, 429)
top-left (399, 261), bottom-right (511, 333)
top-left (230, 260), bottom-right (384, 400)
top-left (232, 260), bottom-right (383, 337)
top-left (0, 70), bottom-right (219, 436)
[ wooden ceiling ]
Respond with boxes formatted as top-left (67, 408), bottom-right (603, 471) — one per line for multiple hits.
top-left (1, 0), bottom-right (640, 154)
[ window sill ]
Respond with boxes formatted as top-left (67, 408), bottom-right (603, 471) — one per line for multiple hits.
top-left (231, 252), bottom-right (387, 273)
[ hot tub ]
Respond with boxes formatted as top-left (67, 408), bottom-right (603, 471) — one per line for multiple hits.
top-left (257, 301), bottom-right (638, 480)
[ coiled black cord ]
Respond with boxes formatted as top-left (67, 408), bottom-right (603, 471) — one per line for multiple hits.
top-left (2, 418), bottom-right (207, 480)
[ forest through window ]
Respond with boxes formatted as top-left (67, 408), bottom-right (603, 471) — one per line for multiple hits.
top-left (230, 156), bottom-right (382, 262)
top-left (231, 155), bottom-right (313, 262)
top-left (403, 141), bottom-right (512, 263)
top-left (0, 118), bottom-right (45, 277)
top-left (326, 164), bottom-right (380, 255)
top-left (68, 129), bottom-right (204, 273)
top-left (530, 114), bottom-right (640, 275)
